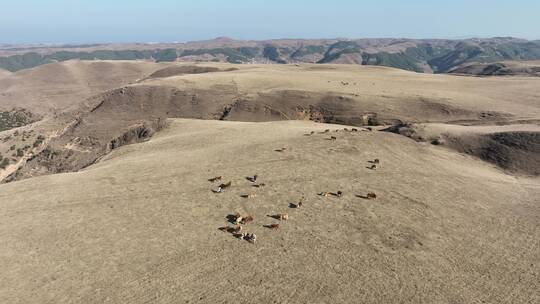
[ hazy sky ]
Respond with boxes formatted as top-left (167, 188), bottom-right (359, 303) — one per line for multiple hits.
top-left (2, 0), bottom-right (539, 43)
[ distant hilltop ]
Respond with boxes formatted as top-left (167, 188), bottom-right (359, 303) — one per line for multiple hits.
top-left (1, 37), bottom-right (540, 73)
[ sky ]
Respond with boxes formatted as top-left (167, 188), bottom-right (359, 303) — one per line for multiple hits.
top-left (1, 0), bottom-right (539, 44)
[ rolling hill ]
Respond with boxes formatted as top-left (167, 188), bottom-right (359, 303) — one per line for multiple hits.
top-left (0, 60), bottom-right (173, 116)
top-left (1, 62), bottom-right (539, 182)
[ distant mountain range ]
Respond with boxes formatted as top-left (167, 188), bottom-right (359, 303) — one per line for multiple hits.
top-left (1, 37), bottom-right (540, 73)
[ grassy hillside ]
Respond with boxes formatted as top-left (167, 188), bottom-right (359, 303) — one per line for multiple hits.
top-left (1, 118), bottom-right (538, 303)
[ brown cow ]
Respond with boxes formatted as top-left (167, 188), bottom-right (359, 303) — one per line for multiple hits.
top-left (214, 181), bottom-right (232, 193)
top-left (233, 225), bottom-right (243, 233)
top-left (265, 223), bottom-right (279, 230)
top-left (366, 192), bottom-right (377, 199)
top-left (244, 233), bottom-right (257, 243)
top-left (241, 215), bottom-right (254, 224)
top-left (208, 176), bottom-right (222, 182)
top-left (297, 196), bottom-right (305, 208)
top-left (246, 175), bottom-right (258, 182)
top-left (280, 213), bottom-right (289, 220)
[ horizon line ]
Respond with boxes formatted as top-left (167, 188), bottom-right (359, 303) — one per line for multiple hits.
top-left (1, 36), bottom-right (539, 46)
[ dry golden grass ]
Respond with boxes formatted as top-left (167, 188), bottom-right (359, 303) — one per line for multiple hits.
top-left (0, 119), bottom-right (538, 303)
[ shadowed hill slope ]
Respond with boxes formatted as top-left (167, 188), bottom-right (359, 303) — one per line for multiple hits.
top-left (147, 65), bottom-right (237, 78)
top-left (385, 123), bottom-right (540, 175)
top-left (449, 61), bottom-right (540, 76)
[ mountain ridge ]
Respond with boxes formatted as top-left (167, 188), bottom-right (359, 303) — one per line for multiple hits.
top-left (2, 37), bottom-right (540, 73)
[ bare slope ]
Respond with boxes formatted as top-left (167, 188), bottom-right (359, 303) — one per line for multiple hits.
top-left (0, 119), bottom-right (538, 304)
